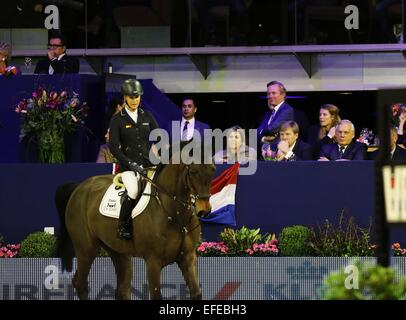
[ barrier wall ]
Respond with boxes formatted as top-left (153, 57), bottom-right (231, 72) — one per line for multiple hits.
top-left (1, 257), bottom-right (406, 300)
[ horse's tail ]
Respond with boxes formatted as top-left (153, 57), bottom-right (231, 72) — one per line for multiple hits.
top-left (55, 182), bottom-right (79, 272)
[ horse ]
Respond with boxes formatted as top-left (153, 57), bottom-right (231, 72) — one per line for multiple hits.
top-left (55, 149), bottom-right (215, 300)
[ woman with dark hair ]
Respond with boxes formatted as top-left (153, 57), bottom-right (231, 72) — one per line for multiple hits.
top-left (213, 125), bottom-right (256, 164)
top-left (307, 104), bottom-right (341, 156)
top-left (0, 42), bottom-right (18, 76)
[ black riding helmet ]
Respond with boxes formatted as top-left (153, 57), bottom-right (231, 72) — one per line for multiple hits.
top-left (121, 79), bottom-right (144, 97)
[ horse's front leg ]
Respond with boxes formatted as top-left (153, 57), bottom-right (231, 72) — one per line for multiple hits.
top-left (177, 250), bottom-right (202, 300)
top-left (145, 258), bottom-right (163, 300)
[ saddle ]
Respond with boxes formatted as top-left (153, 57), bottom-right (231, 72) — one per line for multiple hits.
top-left (99, 168), bottom-right (157, 219)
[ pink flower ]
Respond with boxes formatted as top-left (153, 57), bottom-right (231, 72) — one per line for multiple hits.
top-left (50, 91), bottom-right (58, 100)
top-left (392, 243), bottom-right (401, 250)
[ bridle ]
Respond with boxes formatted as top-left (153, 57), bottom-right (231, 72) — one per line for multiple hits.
top-left (138, 164), bottom-right (211, 221)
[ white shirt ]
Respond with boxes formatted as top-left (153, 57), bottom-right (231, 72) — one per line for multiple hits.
top-left (284, 141), bottom-right (297, 160)
top-left (125, 106), bottom-right (138, 124)
top-left (49, 53), bottom-right (66, 75)
top-left (181, 117), bottom-right (195, 141)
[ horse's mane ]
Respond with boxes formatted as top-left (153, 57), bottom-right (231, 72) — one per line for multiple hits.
top-left (152, 140), bottom-right (211, 181)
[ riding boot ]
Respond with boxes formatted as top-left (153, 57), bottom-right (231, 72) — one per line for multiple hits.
top-left (117, 196), bottom-right (136, 240)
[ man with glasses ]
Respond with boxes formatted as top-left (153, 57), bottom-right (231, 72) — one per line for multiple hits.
top-left (34, 33), bottom-right (79, 74)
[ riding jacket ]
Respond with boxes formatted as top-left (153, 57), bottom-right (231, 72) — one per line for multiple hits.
top-left (109, 107), bottom-right (159, 171)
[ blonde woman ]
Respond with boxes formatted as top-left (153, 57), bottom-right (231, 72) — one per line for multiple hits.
top-left (213, 125), bottom-right (257, 164)
top-left (0, 42), bottom-right (18, 76)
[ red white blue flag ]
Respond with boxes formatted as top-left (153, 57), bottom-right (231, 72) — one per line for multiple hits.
top-left (200, 163), bottom-right (240, 226)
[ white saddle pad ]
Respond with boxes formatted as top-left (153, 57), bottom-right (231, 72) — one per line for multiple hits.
top-left (99, 172), bottom-right (155, 219)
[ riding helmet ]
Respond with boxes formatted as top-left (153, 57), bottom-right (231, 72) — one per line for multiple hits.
top-left (121, 79), bottom-right (144, 97)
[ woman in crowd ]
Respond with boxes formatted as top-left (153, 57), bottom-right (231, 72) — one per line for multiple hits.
top-left (213, 125), bottom-right (257, 164)
top-left (307, 104), bottom-right (341, 156)
top-left (0, 42), bottom-right (18, 76)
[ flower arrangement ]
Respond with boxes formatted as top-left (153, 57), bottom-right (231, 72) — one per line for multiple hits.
top-left (15, 88), bottom-right (89, 163)
top-left (392, 243), bottom-right (406, 256)
top-left (197, 242), bottom-right (229, 256)
top-left (0, 244), bottom-right (20, 258)
top-left (197, 227), bottom-right (279, 257)
top-left (356, 128), bottom-right (375, 146)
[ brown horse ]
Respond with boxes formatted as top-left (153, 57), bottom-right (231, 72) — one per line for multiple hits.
top-left (55, 154), bottom-right (215, 300)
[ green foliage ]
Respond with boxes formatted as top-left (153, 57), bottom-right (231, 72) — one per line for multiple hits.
top-left (220, 226), bottom-right (273, 255)
top-left (278, 225), bottom-right (314, 256)
top-left (323, 261), bottom-right (406, 300)
top-left (0, 233), bottom-right (4, 247)
top-left (19, 232), bottom-right (57, 258)
top-left (310, 211), bottom-right (374, 257)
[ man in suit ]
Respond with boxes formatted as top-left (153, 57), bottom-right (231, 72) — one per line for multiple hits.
top-left (257, 80), bottom-right (295, 146)
top-left (263, 121), bottom-right (313, 161)
top-left (369, 127), bottom-right (406, 161)
top-left (34, 33), bottom-right (79, 74)
top-left (168, 97), bottom-right (210, 144)
top-left (318, 119), bottom-right (367, 161)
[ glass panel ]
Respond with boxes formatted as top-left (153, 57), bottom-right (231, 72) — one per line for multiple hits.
top-left (0, 0), bottom-right (86, 74)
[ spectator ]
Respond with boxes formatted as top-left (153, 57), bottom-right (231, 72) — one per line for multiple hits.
top-left (390, 102), bottom-right (406, 146)
top-left (96, 129), bottom-right (116, 163)
top-left (307, 104), bottom-right (341, 157)
top-left (167, 97), bottom-right (210, 144)
top-left (0, 42), bottom-right (19, 76)
top-left (318, 119), bottom-right (367, 161)
top-left (213, 125), bottom-right (257, 163)
top-left (370, 126), bottom-right (406, 160)
top-left (34, 33), bottom-right (79, 74)
top-left (257, 80), bottom-right (295, 147)
top-left (262, 121), bottom-right (312, 161)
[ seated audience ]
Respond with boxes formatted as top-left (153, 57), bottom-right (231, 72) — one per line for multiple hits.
top-left (34, 33), bottom-right (79, 74)
top-left (262, 121), bottom-right (313, 161)
top-left (0, 42), bottom-right (19, 76)
top-left (369, 127), bottom-right (406, 161)
top-left (213, 125), bottom-right (257, 163)
top-left (318, 120), bottom-right (367, 161)
top-left (96, 128), bottom-right (117, 163)
top-left (391, 102), bottom-right (406, 146)
top-left (307, 104), bottom-right (341, 157)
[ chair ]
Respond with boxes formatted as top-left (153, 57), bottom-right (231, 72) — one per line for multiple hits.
top-left (112, 0), bottom-right (172, 47)
top-left (303, 0), bottom-right (353, 43)
top-left (209, 5), bottom-right (231, 46)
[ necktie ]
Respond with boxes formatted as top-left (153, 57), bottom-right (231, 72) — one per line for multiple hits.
top-left (182, 121), bottom-right (189, 141)
top-left (339, 146), bottom-right (345, 159)
top-left (267, 109), bottom-right (275, 126)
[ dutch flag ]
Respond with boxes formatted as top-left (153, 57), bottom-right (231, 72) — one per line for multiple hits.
top-left (200, 163), bottom-right (240, 226)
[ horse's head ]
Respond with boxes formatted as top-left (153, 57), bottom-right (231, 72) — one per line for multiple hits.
top-left (182, 163), bottom-right (216, 218)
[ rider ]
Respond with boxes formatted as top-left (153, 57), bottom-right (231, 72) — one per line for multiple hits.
top-left (109, 79), bottom-right (159, 240)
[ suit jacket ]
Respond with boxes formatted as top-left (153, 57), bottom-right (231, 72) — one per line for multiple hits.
top-left (257, 102), bottom-right (294, 140)
top-left (109, 108), bottom-right (159, 171)
top-left (167, 119), bottom-right (211, 144)
top-left (307, 124), bottom-right (335, 158)
top-left (271, 139), bottom-right (313, 161)
top-left (319, 141), bottom-right (367, 161)
top-left (34, 54), bottom-right (80, 74)
top-left (369, 145), bottom-right (406, 161)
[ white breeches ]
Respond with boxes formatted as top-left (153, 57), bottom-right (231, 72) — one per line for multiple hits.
top-left (121, 171), bottom-right (140, 199)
